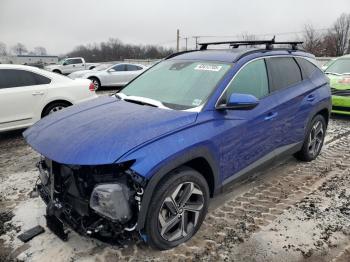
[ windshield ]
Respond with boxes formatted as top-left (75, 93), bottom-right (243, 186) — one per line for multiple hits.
top-left (120, 60), bottom-right (231, 110)
top-left (58, 59), bottom-right (66, 65)
top-left (325, 59), bottom-right (350, 75)
top-left (93, 64), bottom-right (112, 71)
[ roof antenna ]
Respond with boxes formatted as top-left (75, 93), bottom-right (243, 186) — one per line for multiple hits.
top-left (266, 35), bottom-right (275, 50)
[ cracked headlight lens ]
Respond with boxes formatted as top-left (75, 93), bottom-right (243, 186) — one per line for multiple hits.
top-left (90, 183), bottom-right (132, 222)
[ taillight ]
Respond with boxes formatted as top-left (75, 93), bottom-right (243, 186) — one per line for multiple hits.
top-left (89, 81), bottom-right (95, 91)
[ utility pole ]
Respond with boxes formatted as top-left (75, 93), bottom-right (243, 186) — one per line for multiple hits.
top-left (176, 29), bottom-right (180, 52)
top-left (185, 37), bottom-right (188, 51)
top-left (193, 36), bottom-right (200, 50)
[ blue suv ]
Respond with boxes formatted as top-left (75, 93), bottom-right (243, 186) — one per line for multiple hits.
top-left (24, 39), bottom-right (331, 250)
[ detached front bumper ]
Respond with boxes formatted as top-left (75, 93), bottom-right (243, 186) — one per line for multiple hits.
top-left (36, 159), bottom-right (143, 241)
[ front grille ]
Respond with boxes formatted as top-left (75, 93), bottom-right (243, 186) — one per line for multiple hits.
top-left (331, 88), bottom-right (350, 96)
top-left (332, 106), bottom-right (350, 112)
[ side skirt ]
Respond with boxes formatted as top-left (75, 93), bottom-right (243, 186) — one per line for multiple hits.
top-left (219, 142), bottom-right (303, 193)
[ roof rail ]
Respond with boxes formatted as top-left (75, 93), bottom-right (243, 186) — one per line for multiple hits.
top-left (198, 37), bottom-right (303, 51)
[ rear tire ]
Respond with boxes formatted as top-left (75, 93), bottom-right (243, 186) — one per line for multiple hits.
top-left (42, 102), bottom-right (70, 117)
top-left (145, 166), bottom-right (209, 250)
top-left (89, 77), bottom-right (101, 91)
top-left (294, 114), bottom-right (326, 162)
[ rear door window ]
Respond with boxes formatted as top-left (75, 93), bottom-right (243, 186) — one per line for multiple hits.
top-left (224, 59), bottom-right (269, 101)
top-left (266, 57), bottom-right (302, 92)
top-left (295, 57), bottom-right (323, 79)
top-left (0, 69), bottom-right (42, 88)
top-left (72, 58), bottom-right (83, 64)
top-left (126, 64), bottom-right (143, 71)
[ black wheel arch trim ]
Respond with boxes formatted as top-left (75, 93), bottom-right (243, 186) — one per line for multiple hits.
top-left (136, 145), bottom-right (220, 231)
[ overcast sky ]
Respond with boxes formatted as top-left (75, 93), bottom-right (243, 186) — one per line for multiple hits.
top-left (0, 0), bottom-right (349, 55)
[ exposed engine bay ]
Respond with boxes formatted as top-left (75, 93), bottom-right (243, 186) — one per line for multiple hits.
top-left (36, 157), bottom-right (146, 242)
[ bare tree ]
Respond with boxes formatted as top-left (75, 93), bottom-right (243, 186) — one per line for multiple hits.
top-left (33, 46), bottom-right (47, 56)
top-left (321, 30), bottom-right (337, 57)
top-left (302, 24), bottom-right (323, 56)
top-left (11, 43), bottom-right (27, 55)
top-left (333, 13), bottom-right (350, 56)
top-left (241, 33), bottom-right (257, 48)
top-left (0, 42), bottom-right (7, 56)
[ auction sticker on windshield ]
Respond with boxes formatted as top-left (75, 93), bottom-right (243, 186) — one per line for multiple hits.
top-left (194, 64), bottom-right (223, 72)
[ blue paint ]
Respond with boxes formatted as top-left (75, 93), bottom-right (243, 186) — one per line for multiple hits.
top-left (24, 48), bottom-right (331, 192)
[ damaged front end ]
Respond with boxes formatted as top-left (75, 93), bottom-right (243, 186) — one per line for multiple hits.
top-left (36, 157), bottom-right (146, 242)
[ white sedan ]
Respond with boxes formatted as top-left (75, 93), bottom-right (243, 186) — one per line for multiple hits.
top-left (0, 64), bottom-right (98, 132)
top-left (68, 63), bottom-right (148, 90)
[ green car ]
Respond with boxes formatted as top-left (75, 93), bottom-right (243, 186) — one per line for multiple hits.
top-left (324, 55), bottom-right (350, 115)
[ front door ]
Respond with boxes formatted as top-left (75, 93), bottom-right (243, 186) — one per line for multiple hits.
top-left (216, 58), bottom-right (281, 182)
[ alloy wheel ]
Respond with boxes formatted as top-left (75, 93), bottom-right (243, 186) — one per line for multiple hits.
top-left (158, 182), bottom-right (204, 242)
top-left (307, 120), bottom-right (324, 157)
top-left (49, 105), bottom-right (65, 114)
top-left (92, 79), bottom-right (99, 91)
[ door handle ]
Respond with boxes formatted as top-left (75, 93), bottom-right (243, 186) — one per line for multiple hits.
top-left (264, 112), bottom-right (278, 121)
top-left (307, 94), bottom-right (315, 102)
top-left (32, 91), bottom-right (44, 96)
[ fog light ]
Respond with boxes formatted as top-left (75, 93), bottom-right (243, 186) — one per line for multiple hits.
top-left (90, 183), bottom-right (132, 222)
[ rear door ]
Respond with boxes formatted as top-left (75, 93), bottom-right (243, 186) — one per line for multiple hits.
top-left (218, 58), bottom-right (281, 182)
top-left (0, 69), bottom-right (50, 130)
top-left (63, 58), bottom-right (85, 74)
top-left (265, 56), bottom-right (312, 148)
top-left (124, 64), bottom-right (144, 83)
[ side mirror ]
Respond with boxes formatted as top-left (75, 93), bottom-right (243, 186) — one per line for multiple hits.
top-left (217, 93), bottom-right (259, 110)
top-left (62, 62), bottom-right (67, 66)
top-left (107, 68), bottom-right (116, 73)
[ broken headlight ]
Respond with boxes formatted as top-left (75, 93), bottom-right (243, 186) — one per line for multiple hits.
top-left (90, 183), bottom-right (132, 223)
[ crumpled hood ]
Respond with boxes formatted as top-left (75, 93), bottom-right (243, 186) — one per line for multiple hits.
top-left (23, 96), bottom-right (197, 165)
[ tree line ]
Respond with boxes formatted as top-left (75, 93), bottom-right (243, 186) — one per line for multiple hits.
top-left (303, 13), bottom-right (350, 57)
top-left (0, 42), bottom-right (47, 56)
top-left (65, 38), bottom-right (174, 62)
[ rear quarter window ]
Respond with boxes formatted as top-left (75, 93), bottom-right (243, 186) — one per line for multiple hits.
top-left (266, 57), bottom-right (302, 92)
top-left (295, 57), bottom-right (324, 79)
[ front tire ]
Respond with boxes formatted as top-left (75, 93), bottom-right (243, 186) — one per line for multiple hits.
top-left (145, 167), bottom-right (209, 250)
top-left (294, 114), bottom-right (326, 162)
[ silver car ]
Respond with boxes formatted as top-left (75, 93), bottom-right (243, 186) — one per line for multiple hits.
top-left (68, 63), bottom-right (148, 90)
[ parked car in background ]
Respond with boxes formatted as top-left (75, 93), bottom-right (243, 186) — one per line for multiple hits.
top-left (324, 54), bottom-right (350, 115)
top-left (0, 64), bottom-right (98, 132)
top-left (24, 39), bottom-right (331, 250)
top-left (44, 57), bottom-right (99, 75)
top-left (321, 58), bottom-right (335, 71)
top-left (67, 63), bottom-right (113, 79)
top-left (68, 63), bottom-right (147, 90)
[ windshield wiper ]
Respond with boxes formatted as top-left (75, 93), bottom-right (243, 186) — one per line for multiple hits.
top-left (115, 93), bottom-right (170, 109)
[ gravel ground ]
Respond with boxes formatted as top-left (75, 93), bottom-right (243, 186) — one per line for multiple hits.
top-left (1, 94), bottom-right (350, 261)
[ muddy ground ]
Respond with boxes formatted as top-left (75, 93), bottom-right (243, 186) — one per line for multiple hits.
top-left (1, 95), bottom-right (350, 261)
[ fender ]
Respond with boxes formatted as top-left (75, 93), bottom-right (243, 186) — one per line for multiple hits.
top-left (136, 145), bottom-right (220, 231)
